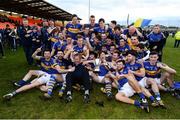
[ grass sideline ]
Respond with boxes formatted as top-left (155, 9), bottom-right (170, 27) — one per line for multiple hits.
top-left (0, 36), bottom-right (179, 119)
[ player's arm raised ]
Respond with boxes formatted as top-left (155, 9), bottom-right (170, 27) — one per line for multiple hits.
top-left (83, 45), bottom-right (89, 60)
top-left (64, 47), bottom-right (73, 59)
top-left (85, 37), bottom-right (94, 51)
top-left (51, 43), bottom-right (56, 57)
top-left (32, 47), bottom-right (42, 60)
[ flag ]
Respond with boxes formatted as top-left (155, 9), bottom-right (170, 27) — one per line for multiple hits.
top-left (127, 14), bottom-right (129, 26)
top-left (134, 18), bottom-right (152, 28)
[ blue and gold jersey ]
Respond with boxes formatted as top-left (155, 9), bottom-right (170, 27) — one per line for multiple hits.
top-left (55, 58), bottom-right (71, 70)
top-left (84, 23), bottom-right (99, 29)
top-left (98, 65), bottom-right (109, 76)
top-left (52, 41), bottom-right (61, 51)
top-left (50, 35), bottom-right (59, 43)
top-left (66, 22), bottom-right (82, 40)
top-left (116, 68), bottom-right (129, 87)
top-left (137, 51), bottom-right (148, 60)
top-left (143, 61), bottom-right (161, 78)
top-left (94, 27), bottom-right (106, 34)
top-left (118, 44), bottom-right (131, 53)
top-left (126, 62), bottom-right (144, 81)
top-left (40, 57), bottom-right (59, 74)
top-left (73, 45), bottom-right (84, 53)
top-left (61, 44), bottom-right (67, 52)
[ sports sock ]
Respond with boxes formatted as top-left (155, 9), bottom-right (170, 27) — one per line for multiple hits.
top-left (17, 80), bottom-right (27, 86)
top-left (85, 90), bottom-right (89, 95)
top-left (60, 81), bottom-right (66, 92)
top-left (12, 91), bottom-right (17, 96)
top-left (155, 92), bottom-right (161, 101)
top-left (67, 91), bottom-right (71, 95)
top-left (149, 96), bottom-right (155, 102)
top-left (138, 92), bottom-right (146, 99)
top-left (105, 82), bottom-right (112, 93)
top-left (134, 100), bottom-right (141, 107)
top-left (47, 75), bottom-right (56, 96)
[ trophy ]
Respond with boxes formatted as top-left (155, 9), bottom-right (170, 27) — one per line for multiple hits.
top-left (94, 58), bottom-right (101, 72)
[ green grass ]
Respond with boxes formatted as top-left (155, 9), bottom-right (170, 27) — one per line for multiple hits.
top-left (0, 36), bottom-right (180, 119)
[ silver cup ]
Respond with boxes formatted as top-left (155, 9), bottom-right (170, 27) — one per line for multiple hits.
top-left (94, 58), bottom-right (101, 72)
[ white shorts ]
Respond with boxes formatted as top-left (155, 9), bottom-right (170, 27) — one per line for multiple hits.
top-left (98, 76), bottom-right (105, 83)
top-left (146, 77), bottom-right (161, 85)
top-left (35, 70), bottom-right (46, 76)
top-left (138, 77), bottom-right (148, 88)
top-left (36, 72), bottom-right (51, 85)
top-left (118, 83), bottom-right (135, 97)
top-left (154, 78), bottom-right (161, 85)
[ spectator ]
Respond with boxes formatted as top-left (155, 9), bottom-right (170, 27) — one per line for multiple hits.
top-left (0, 29), bottom-right (5, 58)
top-left (18, 19), bottom-right (33, 65)
top-left (147, 25), bottom-right (166, 61)
top-left (41, 21), bottom-right (50, 49)
top-left (174, 30), bottom-right (180, 48)
top-left (4, 24), bottom-right (11, 47)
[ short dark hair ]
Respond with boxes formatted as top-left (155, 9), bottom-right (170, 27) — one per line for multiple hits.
top-left (98, 18), bottom-right (105, 23)
top-left (131, 35), bottom-right (138, 39)
top-left (90, 51), bottom-right (98, 58)
top-left (99, 51), bottom-right (107, 55)
top-left (66, 34), bottom-right (72, 39)
top-left (154, 24), bottom-right (160, 27)
top-left (106, 35), bottom-right (112, 40)
top-left (74, 53), bottom-right (82, 59)
top-left (6, 24), bottom-right (10, 27)
top-left (96, 34), bottom-right (102, 41)
top-left (114, 25), bottom-right (121, 31)
top-left (57, 50), bottom-right (64, 53)
top-left (43, 49), bottom-right (51, 54)
top-left (77, 34), bottom-right (83, 39)
top-left (136, 43), bottom-right (144, 49)
top-left (127, 50), bottom-right (137, 57)
top-left (149, 51), bottom-right (158, 56)
top-left (72, 14), bottom-right (78, 19)
top-left (90, 15), bottom-right (95, 18)
top-left (117, 60), bottom-right (125, 65)
top-left (111, 20), bottom-right (117, 25)
top-left (113, 51), bottom-right (120, 56)
top-left (110, 44), bottom-right (116, 48)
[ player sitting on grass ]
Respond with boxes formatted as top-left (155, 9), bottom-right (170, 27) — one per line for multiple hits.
top-left (109, 60), bottom-right (149, 112)
top-left (144, 51), bottom-right (177, 91)
top-left (3, 48), bottom-right (74, 100)
top-left (44, 50), bottom-right (73, 98)
top-left (126, 50), bottom-right (165, 107)
top-left (86, 51), bottom-right (114, 100)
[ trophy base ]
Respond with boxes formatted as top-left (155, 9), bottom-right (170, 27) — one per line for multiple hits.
top-left (94, 69), bottom-right (100, 73)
